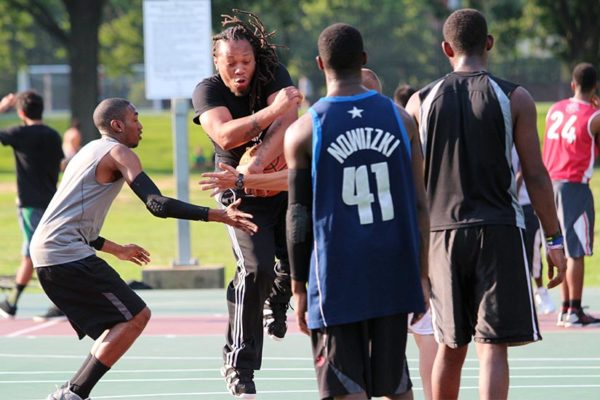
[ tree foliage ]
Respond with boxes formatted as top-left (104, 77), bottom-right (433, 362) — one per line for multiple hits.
top-left (530, 0), bottom-right (600, 69)
top-left (0, 0), bottom-right (597, 137)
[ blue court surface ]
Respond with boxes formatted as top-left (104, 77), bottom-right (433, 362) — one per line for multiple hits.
top-left (1, 288), bottom-right (599, 399)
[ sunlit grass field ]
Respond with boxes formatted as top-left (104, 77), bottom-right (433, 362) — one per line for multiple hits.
top-left (1, 105), bottom-right (599, 289)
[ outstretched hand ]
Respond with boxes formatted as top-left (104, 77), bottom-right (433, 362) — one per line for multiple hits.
top-left (546, 247), bottom-right (567, 289)
top-left (199, 163), bottom-right (238, 196)
top-left (115, 244), bottom-right (151, 266)
top-left (218, 198), bottom-right (258, 234)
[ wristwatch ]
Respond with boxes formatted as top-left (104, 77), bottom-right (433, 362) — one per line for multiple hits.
top-left (235, 173), bottom-right (245, 190)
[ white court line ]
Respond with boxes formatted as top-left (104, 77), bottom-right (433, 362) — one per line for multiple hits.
top-left (3, 320), bottom-right (63, 338)
top-left (4, 374), bottom-right (600, 385)
top-left (23, 390), bottom-right (319, 400)
top-left (0, 367), bottom-right (315, 375)
top-left (22, 384), bottom-right (600, 400)
top-left (1, 352), bottom-right (600, 361)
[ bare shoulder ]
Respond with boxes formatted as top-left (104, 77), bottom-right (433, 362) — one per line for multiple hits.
top-left (108, 142), bottom-right (140, 166)
top-left (404, 91), bottom-right (422, 124)
top-left (510, 86), bottom-right (537, 117)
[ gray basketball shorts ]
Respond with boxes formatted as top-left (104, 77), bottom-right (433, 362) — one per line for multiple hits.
top-left (429, 225), bottom-right (541, 348)
top-left (552, 181), bottom-right (594, 258)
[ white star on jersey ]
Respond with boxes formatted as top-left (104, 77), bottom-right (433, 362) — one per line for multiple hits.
top-left (347, 106), bottom-right (364, 119)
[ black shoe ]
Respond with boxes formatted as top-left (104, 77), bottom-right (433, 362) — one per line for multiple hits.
top-left (263, 299), bottom-right (289, 341)
top-left (221, 365), bottom-right (256, 399)
top-left (33, 305), bottom-right (66, 322)
top-left (0, 299), bottom-right (16, 319)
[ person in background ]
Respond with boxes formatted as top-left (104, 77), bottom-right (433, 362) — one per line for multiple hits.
top-left (394, 84), bottom-right (416, 108)
top-left (61, 118), bottom-right (82, 171)
top-left (0, 91), bottom-right (64, 321)
top-left (362, 68), bottom-right (437, 400)
top-left (542, 62), bottom-right (600, 327)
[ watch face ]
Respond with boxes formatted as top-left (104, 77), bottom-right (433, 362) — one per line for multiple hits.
top-left (236, 174), bottom-right (244, 190)
top-left (218, 189), bottom-right (238, 206)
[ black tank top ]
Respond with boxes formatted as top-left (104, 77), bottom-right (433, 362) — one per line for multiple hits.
top-left (418, 71), bottom-right (524, 231)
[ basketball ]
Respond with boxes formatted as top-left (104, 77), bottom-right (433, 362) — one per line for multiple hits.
top-left (239, 143), bottom-right (287, 196)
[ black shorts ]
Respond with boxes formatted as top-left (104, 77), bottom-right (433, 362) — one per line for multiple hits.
top-left (429, 225), bottom-right (540, 348)
top-left (36, 255), bottom-right (147, 340)
top-left (310, 313), bottom-right (411, 400)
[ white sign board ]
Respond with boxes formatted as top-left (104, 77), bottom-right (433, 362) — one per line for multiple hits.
top-left (143, 0), bottom-right (212, 99)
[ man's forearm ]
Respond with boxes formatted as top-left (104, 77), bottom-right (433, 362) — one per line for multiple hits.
top-left (245, 170), bottom-right (289, 191)
top-left (526, 171), bottom-right (561, 235)
top-left (210, 103), bottom-right (285, 150)
top-left (246, 108), bottom-right (297, 171)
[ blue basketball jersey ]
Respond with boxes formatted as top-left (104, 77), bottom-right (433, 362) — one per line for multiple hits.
top-left (307, 90), bottom-right (424, 329)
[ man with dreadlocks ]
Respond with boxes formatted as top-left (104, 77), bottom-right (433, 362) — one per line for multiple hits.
top-left (192, 10), bottom-right (302, 398)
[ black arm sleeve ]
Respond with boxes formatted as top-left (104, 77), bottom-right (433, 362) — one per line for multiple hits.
top-left (286, 168), bottom-right (313, 282)
top-left (130, 172), bottom-right (209, 222)
top-left (89, 236), bottom-right (106, 251)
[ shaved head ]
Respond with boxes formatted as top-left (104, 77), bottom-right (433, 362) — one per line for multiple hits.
top-left (93, 98), bottom-right (132, 134)
top-left (361, 68), bottom-right (382, 93)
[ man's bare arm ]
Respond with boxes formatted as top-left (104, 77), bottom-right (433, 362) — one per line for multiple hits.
top-left (199, 86), bottom-right (302, 151)
top-left (512, 86), bottom-right (565, 288)
top-left (405, 91), bottom-right (422, 126)
top-left (239, 89), bottom-right (300, 174)
top-left (284, 113), bottom-right (313, 335)
top-left (199, 163), bottom-right (288, 193)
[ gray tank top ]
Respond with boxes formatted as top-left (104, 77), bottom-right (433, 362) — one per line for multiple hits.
top-left (30, 137), bottom-right (124, 267)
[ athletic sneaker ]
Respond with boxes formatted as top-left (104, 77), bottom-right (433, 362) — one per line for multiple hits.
top-left (0, 299), bottom-right (16, 319)
top-left (33, 305), bottom-right (66, 322)
top-left (221, 365), bottom-right (256, 399)
top-left (46, 382), bottom-right (89, 400)
top-left (563, 308), bottom-right (600, 327)
top-left (534, 287), bottom-right (556, 314)
top-left (556, 311), bottom-right (567, 327)
top-left (263, 299), bottom-right (288, 341)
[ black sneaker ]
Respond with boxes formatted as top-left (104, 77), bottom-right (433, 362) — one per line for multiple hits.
top-left (0, 299), bottom-right (16, 319)
top-left (46, 381), bottom-right (89, 399)
top-left (564, 307), bottom-right (600, 327)
top-left (33, 305), bottom-right (66, 322)
top-left (263, 299), bottom-right (289, 341)
top-left (221, 365), bottom-right (256, 399)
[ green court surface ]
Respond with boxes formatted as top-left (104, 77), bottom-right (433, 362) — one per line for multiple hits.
top-left (1, 289), bottom-right (599, 400)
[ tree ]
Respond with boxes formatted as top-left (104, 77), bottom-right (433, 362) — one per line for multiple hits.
top-left (530, 0), bottom-right (600, 69)
top-left (5, 0), bottom-right (106, 143)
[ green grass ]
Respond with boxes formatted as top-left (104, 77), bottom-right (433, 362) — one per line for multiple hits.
top-left (1, 107), bottom-right (600, 288)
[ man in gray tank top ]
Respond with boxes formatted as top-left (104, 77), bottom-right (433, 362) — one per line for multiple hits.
top-left (30, 98), bottom-right (257, 400)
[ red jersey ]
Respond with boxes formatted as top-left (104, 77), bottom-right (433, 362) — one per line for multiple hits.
top-left (542, 98), bottom-right (600, 183)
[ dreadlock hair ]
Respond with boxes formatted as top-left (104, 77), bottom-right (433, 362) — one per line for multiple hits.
top-left (572, 63), bottom-right (598, 94)
top-left (443, 9), bottom-right (488, 57)
top-left (213, 9), bottom-right (281, 112)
